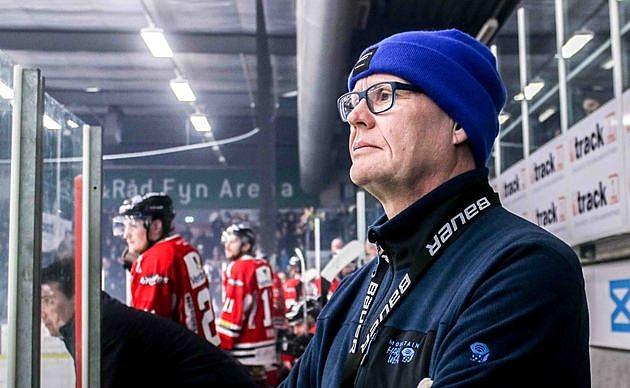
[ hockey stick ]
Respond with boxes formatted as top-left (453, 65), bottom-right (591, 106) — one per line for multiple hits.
top-left (294, 248), bottom-right (309, 323)
top-left (319, 240), bottom-right (364, 307)
top-left (320, 240), bottom-right (363, 282)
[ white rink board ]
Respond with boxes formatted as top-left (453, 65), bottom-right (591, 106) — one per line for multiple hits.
top-left (567, 98), bottom-right (625, 244)
top-left (583, 261), bottom-right (630, 350)
top-left (498, 159), bottom-right (530, 222)
top-left (624, 91), bottom-right (630, 224)
top-left (498, 91), bottom-right (630, 246)
top-left (527, 136), bottom-right (570, 242)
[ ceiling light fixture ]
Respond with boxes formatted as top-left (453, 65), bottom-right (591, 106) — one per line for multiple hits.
top-left (170, 79), bottom-right (196, 102)
top-left (601, 58), bottom-right (614, 70)
top-left (524, 79), bottom-right (545, 100)
top-left (513, 93), bottom-right (525, 102)
top-left (212, 145), bottom-right (220, 151)
top-left (281, 90), bottom-right (298, 98)
top-left (0, 79), bottom-right (14, 100)
top-left (538, 107), bottom-right (557, 123)
top-left (85, 86), bottom-right (100, 93)
top-left (218, 156), bottom-right (226, 163)
top-left (476, 18), bottom-right (499, 44)
top-left (499, 112), bottom-right (510, 125)
top-left (490, 44), bottom-right (498, 59)
top-left (43, 114), bottom-right (62, 130)
top-left (190, 114), bottom-right (212, 132)
top-left (66, 119), bottom-right (79, 129)
top-left (561, 30), bottom-right (594, 59)
top-left (140, 27), bottom-right (173, 58)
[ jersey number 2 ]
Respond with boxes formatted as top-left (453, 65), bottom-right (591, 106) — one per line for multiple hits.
top-left (198, 288), bottom-right (219, 345)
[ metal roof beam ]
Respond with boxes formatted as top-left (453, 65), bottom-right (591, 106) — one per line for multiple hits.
top-left (0, 29), bottom-right (296, 55)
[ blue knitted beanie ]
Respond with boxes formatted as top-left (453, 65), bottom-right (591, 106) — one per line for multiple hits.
top-left (348, 29), bottom-right (507, 167)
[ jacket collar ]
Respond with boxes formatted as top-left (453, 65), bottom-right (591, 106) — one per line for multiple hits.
top-left (367, 168), bottom-right (493, 268)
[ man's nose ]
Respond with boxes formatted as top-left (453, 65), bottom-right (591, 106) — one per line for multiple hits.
top-left (347, 98), bottom-right (375, 129)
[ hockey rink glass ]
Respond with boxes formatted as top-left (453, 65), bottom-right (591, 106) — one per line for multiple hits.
top-left (337, 81), bottom-right (423, 122)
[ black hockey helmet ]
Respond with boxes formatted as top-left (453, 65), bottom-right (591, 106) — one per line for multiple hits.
top-left (288, 255), bottom-right (302, 274)
top-left (113, 192), bottom-right (175, 237)
top-left (221, 224), bottom-right (256, 252)
top-left (286, 299), bottom-right (321, 324)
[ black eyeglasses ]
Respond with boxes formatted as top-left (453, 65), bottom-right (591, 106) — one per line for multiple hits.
top-left (337, 81), bottom-right (423, 122)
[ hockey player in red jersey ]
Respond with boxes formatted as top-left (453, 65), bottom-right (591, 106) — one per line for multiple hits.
top-left (271, 271), bottom-right (288, 331)
top-left (282, 256), bottom-right (303, 313)
top-left (113, 193), bottom-right (219, 346)
top-left (218, 224), bottom-right (277, 385)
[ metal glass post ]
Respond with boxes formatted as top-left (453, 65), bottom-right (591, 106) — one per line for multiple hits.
top-left (555, 0), bottom-right (569, 134)
top-left (356, 191), bottom-right (366, 266)
top-left (7, 66), bottom-right (44, 388)
top-left (517, 7), bottom-right (531, 159)
top-left (491, 44), bottom-right (502, 176)
top-left (608, 0), bottom-right (628, 225)
top-left (82, 125), bottom-right (102, 388)
top-left (314, 217), bottom-right (321, 276)
top-left (493, 136), bottom-right (502, 176)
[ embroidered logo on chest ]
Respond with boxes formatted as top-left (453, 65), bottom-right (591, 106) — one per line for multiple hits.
top-left (470, 342), bottom-right (490, 363)
top-left (385, 339), bottom-right (420, 365)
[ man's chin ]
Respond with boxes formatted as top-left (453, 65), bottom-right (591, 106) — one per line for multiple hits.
top-left (349, 166), bottom-right (381, 188)
top-left (129, 246), bottom-right (146, 255)
top-left (45, 325), bottom-right (60, 337)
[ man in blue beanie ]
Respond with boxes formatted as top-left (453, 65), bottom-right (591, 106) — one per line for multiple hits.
top-left (280, 29), bottom-right (589, 387)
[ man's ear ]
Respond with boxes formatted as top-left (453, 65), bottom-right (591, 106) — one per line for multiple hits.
top-left (242, 242), bottom-right (251, 254)
top-left (149, 219), bottom-right (163, 237)
top-left (452, 124), bottom-right (468, 145)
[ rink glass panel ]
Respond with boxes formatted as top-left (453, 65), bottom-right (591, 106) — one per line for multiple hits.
top-left (523, 0), bottom-right (562, 153)
top-left (40, 96), bottom-right (85, 388)
top-left (494, 9), bottom-right (523, 171)
top-left (622, 0), bottom-right (630, 91)
top-left (563, 0), bottom-right (614, 127)
top-left (0, 51), bottom-right (12, 387)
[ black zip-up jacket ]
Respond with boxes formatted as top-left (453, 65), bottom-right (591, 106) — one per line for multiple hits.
top-left (281, 168), bottom-right (590, 387)
top-left (59, 291), bottom-right (255, 388)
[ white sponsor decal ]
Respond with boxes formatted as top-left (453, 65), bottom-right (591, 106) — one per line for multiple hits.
top-left (139, 274), bottom-right (169, 286)
top-left (183, 251), bottom-right (207, 289)
top-left (255, 266), bottom-right (272, 288)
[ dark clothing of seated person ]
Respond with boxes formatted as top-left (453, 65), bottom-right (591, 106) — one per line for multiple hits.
top-left (41, 259), bottom-right (255, 388)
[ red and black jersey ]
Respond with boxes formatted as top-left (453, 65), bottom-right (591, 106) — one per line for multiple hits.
top-left (271, 273), bottom-right (288, 329)
top-left (327, 276), bottom-right (341, 299)
top-left (308, 276), bottom-right (322, 300)
top-left (130, 234), bottom-right (219, 345)
top-left (218, 255), bottom-right (277, 366)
